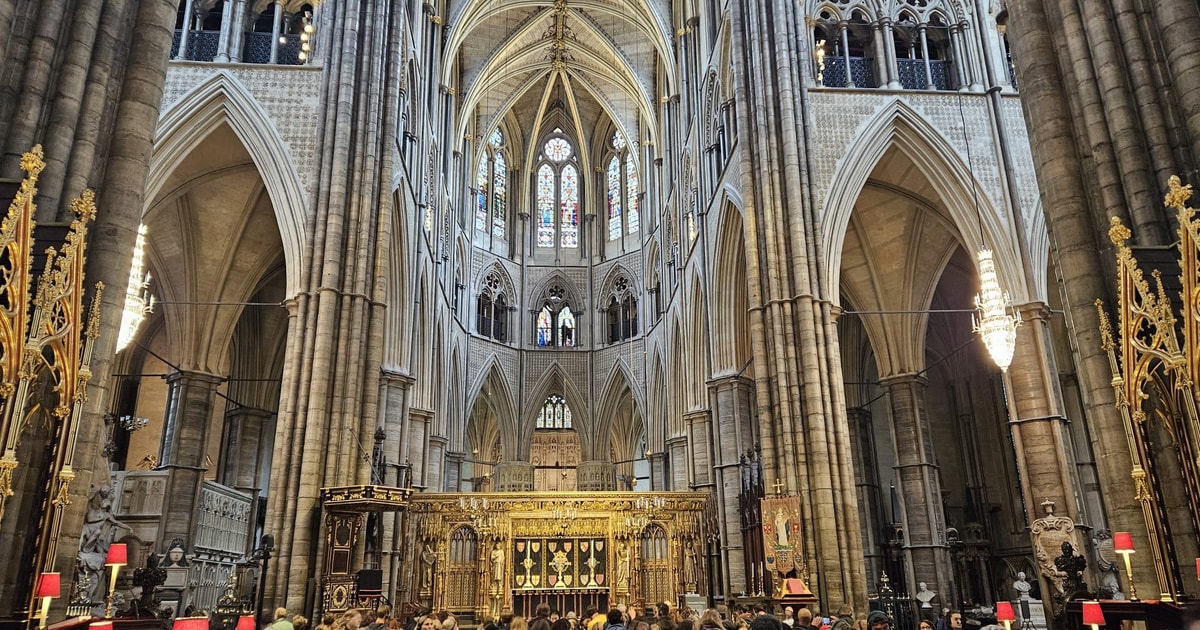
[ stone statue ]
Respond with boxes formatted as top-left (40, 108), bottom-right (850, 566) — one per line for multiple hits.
top-left (615, 541), bottom-right (631, 591)
top-left (73, 484), bottom-right (131, 607)
top-left (421, 542), bottom-right (436, 588)
top-left (915, 581), bottom-right (936, 608)
top-left (683, 541), bottom-right (698, 587)
top-left (490, 542), bottom-right (505, 588)
top-left (1013, 572), bottom-right (1032, 601)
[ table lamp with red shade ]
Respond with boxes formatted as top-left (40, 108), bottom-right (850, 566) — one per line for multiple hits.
top-left (1112, 532), bottom-right (1138, 601)
top-left (1081, 601), bottom-right (1105, 630)
top-left (33, 572), bottom-right (60, 630)
top-left (104, 543), bottom-right (127, 618)
top-left (994, 601), bottom-right (1016, 630)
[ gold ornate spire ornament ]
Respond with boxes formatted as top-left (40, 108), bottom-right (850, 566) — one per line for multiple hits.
top-left (1094, 174), bottom-right (1200, 602)
top-left (0, 147), bottom-right (105, 587)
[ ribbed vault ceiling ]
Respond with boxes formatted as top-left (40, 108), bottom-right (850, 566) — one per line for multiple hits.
top-left (447, 0), bottom-right (673, 153)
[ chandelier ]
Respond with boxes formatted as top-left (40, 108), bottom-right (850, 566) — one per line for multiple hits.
top-left (974, 248), bottom-right (1018, 371)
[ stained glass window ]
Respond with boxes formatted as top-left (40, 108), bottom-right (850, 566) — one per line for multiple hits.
top-left (536, 394), bottom-right (573, 429)
top-left (537, 306), bottom-right (554, 346)
top-left (537, 164), bottom-right (555, 248)
top-left (492, 152), bottom-right (506, 238)
top-left (558, 305), bottom-right (576, 347)
top-left (489, 129), bottom-right (503, 148)
top-left (612, 131), bottom-right (626, 151)
top-left (546, 137), bottom-right (572, 162)
top-left (626, 152), bottom-right (639, 234)
top-left (560, 164), bottom-right (579, 248)
top-left (475, 158), bottom-right (489, 233)
top-left (608, 156), bottom-right (622, 241)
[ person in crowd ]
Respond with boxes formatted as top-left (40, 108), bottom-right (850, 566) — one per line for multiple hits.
top-left (335, 610), bottom-right (364, 630)
top-left (698, 609), bottom-right (723, 630)
top-left (607, 609), bottom-right (628, 630)
top-left (830, 605), bottom-right (854, 630)
top-left (417, 615), bottom-right (438, 630)
top-left (367, 607), bottom-right (391, 630)
top-left (551, 618), bottom-right (572, 630)
top-left (315, 615), bottom-right (336, 630)
top-left (866, 612), bottom-right (890, 630)
top-left (294, 616), bottom-right (310, 630)
top-left (531, 604), bottom-right (553, 630)
top-left (657, 604), bottom-right (676, 630)
top-left (919, 620), bottom-right (934, 630)
top-left (781, 608), bottom-right (794, 627)
top-left (585, 609), bottom-right (605, 630)
top-left (748, 615), bottom-right (784, 630)
top-left (795, 609), bottom-right (812, 630)
top-left (272, 609), bottom-right (296, 630)
top-left (552, 612), bottom-right (562, 624)
top-left (498, 615), bottom-right (514, 630)
top-left (511, 616), bottom-right (529, 630)
top-left (943, 611), bottom-right (962, 630)
top-left (439, 611), bottom-right (459, 630)
top-left (854, 616), bottom-right (867, 630)
top-left (566, 612), bottom-right (578, 630)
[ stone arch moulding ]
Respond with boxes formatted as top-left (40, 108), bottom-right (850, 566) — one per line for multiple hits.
top-left (818, 97), bottom-right (1025, 306)
top-left (466, 355), bottom-right (520, 455)
top-left (530, 270), bottom-right (584, 309)
top-left (148, 70), bottom-right (308, 296)
top-left (477, 261), bottom-right (517, 298)
top-left (598, 263), bottom-right (639, 300)
top-left (595, 360), bottom-right (646, 431)
top-left (521, 363), bottom-right (591, 459)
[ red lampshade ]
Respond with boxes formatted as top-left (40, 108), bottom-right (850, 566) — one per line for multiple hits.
top-left (91, 622), bottom-right (114, 630)
top-left (236, 616), bottom-right (256, 630)
top-left (1113, 532), bottom-right (1135, 553)
top-left (173, 617), bottom-right (211, 630)
top-left (1082, 601), bottom-right (1106, 627)
top-left (995, 602), bottom-right (1016, 623)
top-left (105, 543), bottom-right (127, 565)
top-left (1195, 557), bottom-right (1199, 580)
top-left (34, 573), bottom-right (60, 598)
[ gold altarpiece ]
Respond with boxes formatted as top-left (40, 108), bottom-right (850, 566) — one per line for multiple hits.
top-left (406, 492), bottom-right (709, 619)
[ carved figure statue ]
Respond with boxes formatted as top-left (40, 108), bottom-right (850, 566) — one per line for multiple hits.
top-left (915, 582), bottom-right (936, 608)
top-left (683, 542), bottom-right (698, 587)
top-left (615, 542), bottom-right (631, 591)
top-left (159, 539), bottom-right (189, 568)
top-left (1013, 572), bottom-right (1032, 601)
top-left (421, 543), bottom-right (436, 587)
top-left (80, 484), bottom-right (128, 553)
top-left (490, 542), bottom-right (505, 587)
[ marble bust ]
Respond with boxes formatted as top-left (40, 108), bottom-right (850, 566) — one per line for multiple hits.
top-left (916, 582), bottom-right (936, 608)
top-left (1013, 572), bottom-right (1032, 601)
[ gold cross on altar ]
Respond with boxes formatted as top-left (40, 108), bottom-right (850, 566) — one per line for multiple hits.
top-left (771, 479), bottom-right (785, 496)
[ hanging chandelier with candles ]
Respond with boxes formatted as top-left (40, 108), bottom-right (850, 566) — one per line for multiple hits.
top-left (974, 248), bottom-right (1019, 371)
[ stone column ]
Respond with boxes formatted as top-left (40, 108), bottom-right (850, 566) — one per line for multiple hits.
top-left (214, 0), bottom-right (234, 63)
top-left (847, 406), bottom-right (885, 587)
top-left (708, 375), bottom-right (755, 596)
top-left (1007, 304), bottom-right (1080, 521)
top-left (880, 18), bottom-right (901, 88)
top-left (878, 373), bottom-right (954, 601)
top-left (220, 408), bottom-right (272, 494)
top-left (158, 370), bottom-right (224, 547)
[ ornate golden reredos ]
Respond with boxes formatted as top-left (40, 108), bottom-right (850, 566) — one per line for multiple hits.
top-left (2, 145), bottom-right (43, 250)
top-left (1165, 174), bottom-right (1194, 212)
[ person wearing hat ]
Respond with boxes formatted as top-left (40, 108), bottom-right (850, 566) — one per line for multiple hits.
top-left (566, 612), bottom-right (577, 630)
top-left (866, 612), bottom-right (890, 630)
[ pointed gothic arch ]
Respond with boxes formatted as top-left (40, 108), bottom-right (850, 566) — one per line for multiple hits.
top-left (149, 70), bottom-right (307, 295)
top-left (466, 357), bottom-right (519, 460)
top-left (820, 98), bottom-right (1025, 305)
top-left (710, 202), bottom-right (751, 375)
top-left (521, 364), bottom-right (591, 460)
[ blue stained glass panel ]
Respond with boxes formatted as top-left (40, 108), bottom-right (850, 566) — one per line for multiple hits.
top-left (537, 165), bottom-right (555, 248)
top-left (475, 157), bottom-right (489, 233)
top-left (608, 156), bottom-right (622, 240)
top-left (626, 153), bottom-right (639, 234)
top-left (492, 152), bottom-right (506, 238)
top-left (560, 165), bottom-right (579, 248)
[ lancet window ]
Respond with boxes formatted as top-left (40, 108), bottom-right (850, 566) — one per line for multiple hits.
top-left (534, 284), bottom-right (578, 348)
top-left (536, 394), bottom-right (573, 429)
top-left (476, 270), bottom-right (510, 342)
top-left (607, 132), bottom-right (640, 240)
top-left (535, 132), bottom-right (580, 249)
top-left (475, 129), bottom-right (508, 240)
top-left (606, 276), bottom-right (638, 343)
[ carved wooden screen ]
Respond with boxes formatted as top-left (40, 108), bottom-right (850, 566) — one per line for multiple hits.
top-left (446, 526), bottom-right (480, 612)
top-left (640, 524), bottom-right (671, 605)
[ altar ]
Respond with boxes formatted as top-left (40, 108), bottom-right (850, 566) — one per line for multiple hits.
top-left (405, 492), bottom-right (709, 619)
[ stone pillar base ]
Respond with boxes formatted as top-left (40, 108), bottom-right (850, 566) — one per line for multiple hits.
top-left (576, 461), bottom-right (616, 490)
top-left (493, 461), bottom-right (534, 491)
